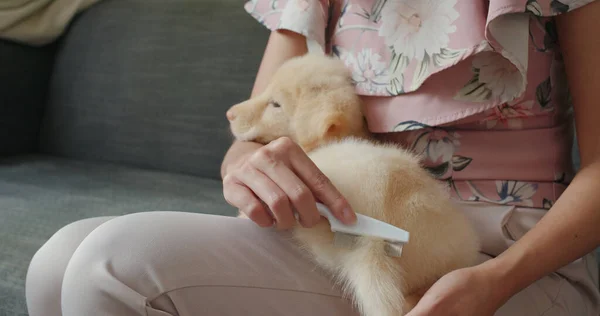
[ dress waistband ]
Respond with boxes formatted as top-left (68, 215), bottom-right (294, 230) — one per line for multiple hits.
top-left (377, 120), bottom-right (575, 209)
top-left (447, 179), bottom-right (565, 210)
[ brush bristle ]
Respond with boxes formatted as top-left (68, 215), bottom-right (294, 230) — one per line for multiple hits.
top-left (384, 242), bottom-right (404, 257)
top-left (333, 232), bottom-right (359, 249)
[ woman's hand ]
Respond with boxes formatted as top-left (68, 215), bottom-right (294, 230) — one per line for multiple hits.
top-left (406, 264), bottom-right (506, 316)
top-left (222, 137), bottom-right (357, 230)
top-left (220, 30), bottom-right (355, 229)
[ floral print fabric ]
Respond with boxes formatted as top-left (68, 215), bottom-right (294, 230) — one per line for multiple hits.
top-left (243, 0), bottom-right (597, 209)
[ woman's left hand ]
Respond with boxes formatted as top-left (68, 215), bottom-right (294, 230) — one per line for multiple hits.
top-left (406, 264), bottom-right (508, 316)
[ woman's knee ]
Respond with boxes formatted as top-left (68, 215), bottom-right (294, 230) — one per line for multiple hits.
top-left (60, 212), bottom-right (188, 315)
top-left (26, 216), bottom-right (114, 316)
top-left (58, 211), bottom-right (281, 315)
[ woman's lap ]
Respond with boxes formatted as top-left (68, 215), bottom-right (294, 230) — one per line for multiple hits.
top-left (26, 204), bottom-right (600, 316)
top-left (27, 212), bottom-right (359, 316)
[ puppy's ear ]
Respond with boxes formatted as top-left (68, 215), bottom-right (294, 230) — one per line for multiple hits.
top-left (322, 111), bottom-right (346, 139)
top-left (295, 111), bottom-right (348, 152)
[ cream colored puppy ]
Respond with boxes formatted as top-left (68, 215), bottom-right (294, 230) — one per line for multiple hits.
top-left (227, 54), bottom-right (480, 316)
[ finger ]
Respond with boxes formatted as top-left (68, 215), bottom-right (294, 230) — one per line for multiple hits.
top-left (223, 177), bottom-right (274, 227)
top-left (236, 166), bottom-right (296, 230)
top-left (249, 148), bottom-right (321, 228)
top-left (271, 138), bottom-right (357, 224)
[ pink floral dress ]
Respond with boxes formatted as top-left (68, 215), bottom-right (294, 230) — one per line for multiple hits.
top-left (244, 0), bottom-right (597, 210)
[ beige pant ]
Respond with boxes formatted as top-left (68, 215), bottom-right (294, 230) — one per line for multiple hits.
top-left (26, 202), bottom-right (600, 316)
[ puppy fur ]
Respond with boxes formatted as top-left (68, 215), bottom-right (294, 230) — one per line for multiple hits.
top-left (227, 54), bottom-right (481, 316)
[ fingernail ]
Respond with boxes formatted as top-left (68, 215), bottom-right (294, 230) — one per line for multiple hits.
top-left (343, 207), bottom-right (356, 224)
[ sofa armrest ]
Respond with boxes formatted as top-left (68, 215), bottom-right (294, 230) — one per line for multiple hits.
top-left (0, 39), bottom-right (56, 156)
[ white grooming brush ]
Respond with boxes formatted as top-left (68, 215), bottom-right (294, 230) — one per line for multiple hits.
top-left (315, 203), bottom-right (410, 257)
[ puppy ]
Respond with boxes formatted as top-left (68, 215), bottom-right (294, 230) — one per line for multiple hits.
top-left (227, 54), bottom-right (480, 316)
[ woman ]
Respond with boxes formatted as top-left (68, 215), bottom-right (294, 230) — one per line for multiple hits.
top-left (26, 1), bottom-right (600, 315)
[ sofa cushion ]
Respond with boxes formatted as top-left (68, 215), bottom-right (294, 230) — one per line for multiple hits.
top-left (39, 0), bottom-right (269, 179)
top-left (0, 155), bottom-right (236, 316)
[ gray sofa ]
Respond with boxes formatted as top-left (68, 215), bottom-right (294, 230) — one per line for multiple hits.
top-left (0, 1), bottom-right (595, 316)
top-left (0, 1), bottom-right (267, 314)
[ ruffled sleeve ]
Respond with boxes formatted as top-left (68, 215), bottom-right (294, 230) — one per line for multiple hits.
top-left (521, 0), bottom-right (597, 16)
top-left (480, 0), bottom-right (600, 103)
top-left (244, 0), bottom-right (331, 53)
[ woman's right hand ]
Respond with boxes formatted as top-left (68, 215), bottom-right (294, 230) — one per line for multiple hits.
top-left (222, 137), bottom-right (357, 230)
top-left (221, 29), bottom-right (354, 230)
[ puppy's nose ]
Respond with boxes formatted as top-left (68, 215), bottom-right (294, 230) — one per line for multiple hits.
top-left (226, 109), bottom-right (236, 121)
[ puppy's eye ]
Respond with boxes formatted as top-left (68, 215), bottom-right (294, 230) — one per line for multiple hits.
top-left (270, 101), bottom-right (281, 108)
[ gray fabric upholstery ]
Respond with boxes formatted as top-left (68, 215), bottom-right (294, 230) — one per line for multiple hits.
top-left (1, 1), bottom-right (267, 314)
top-left (39, 0), bottom-right (269, 179)
top-left (0, 40), bottom-right (56, 156)
top-left (0, 154), bottom-right (237, 316)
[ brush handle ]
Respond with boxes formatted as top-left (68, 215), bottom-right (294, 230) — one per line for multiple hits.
top-left (315, 203), bottom-right (410, 244)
